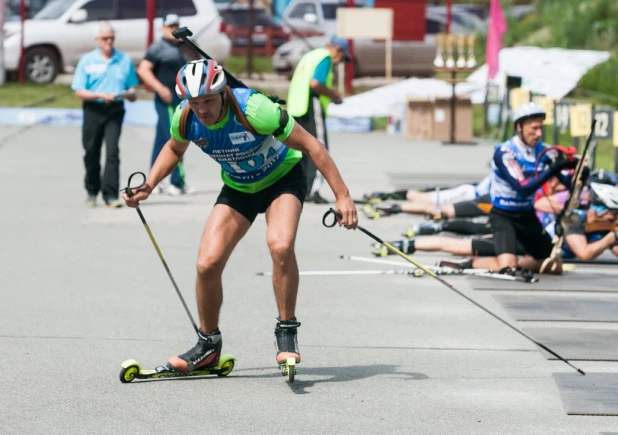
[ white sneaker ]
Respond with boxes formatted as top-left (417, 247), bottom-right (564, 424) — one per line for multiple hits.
top-left (182, 185), bottom-right (197, 195)
top-left (166, 185), bottom-right (196, 196)
top-left (165, 185), bottom-right (183, 196)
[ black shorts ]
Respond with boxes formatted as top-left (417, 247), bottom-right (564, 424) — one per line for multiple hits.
top-left (471, 237), bottom-right (526, 257)
top-left (453, 194), bottom-right (491, 218)
top-left (489, 207), bottom-right (553, 259)
top-left (215, 162), bottom-right (307, 223)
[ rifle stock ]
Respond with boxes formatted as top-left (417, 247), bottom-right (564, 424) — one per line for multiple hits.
top-left (585, 221), bottom-right (618, 232)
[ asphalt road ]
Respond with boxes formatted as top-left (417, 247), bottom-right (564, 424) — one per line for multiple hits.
top-left (1, 125), bottom-right (617, 434)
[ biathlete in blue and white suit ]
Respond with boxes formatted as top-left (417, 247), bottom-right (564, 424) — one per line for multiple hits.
top-left (489, 102), bottom-right (578, 274)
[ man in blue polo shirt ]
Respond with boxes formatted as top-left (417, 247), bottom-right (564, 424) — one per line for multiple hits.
top-left (72, 21), bottom-right (139, 208)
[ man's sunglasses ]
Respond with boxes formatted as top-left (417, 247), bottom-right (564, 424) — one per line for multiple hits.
top-left (100, 36), bottom-right (115, 41)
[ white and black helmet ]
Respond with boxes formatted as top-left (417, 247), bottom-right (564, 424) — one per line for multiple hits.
top-left (512, 102), bottom-right (546, 126)
top-left (589, 182), bottom-right (618, 211)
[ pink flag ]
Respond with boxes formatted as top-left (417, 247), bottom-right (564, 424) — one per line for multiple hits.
top-left (486, 0), bottom-right (507, 80)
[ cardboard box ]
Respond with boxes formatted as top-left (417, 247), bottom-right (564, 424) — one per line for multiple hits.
top-left (405, 97), bottom-right (434, 141)
top-left (433, 96), bottom-right (473, 143)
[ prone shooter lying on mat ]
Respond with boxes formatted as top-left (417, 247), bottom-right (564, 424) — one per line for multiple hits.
top-left (373, 177), bottom-right (618, 274)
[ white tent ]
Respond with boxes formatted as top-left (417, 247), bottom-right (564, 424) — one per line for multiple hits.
top-left (328, 46), bottom-right (611, 119)
top-left (466, 46), bottom-right (611, 102)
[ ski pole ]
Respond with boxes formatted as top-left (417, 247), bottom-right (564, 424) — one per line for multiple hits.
top-left (323, 209), bottom-right (585, 375)
top-left (122, 172), bottom-right (199, 336)
top-left (172, 27), bottom-right (248, 89)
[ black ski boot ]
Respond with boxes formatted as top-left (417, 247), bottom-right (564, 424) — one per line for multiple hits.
top-left (168, 329), bottom-right (222, 372)
top-left (274, 318), bottom-right (301, 364)
top-left (436, 257), bottom-right (474, 270)
top-left (498, 266), bottom-right (517, 276)
top-left (402, 221), bottom-right (445, 238)
top-left (372, 239), bottom-right (412, 257)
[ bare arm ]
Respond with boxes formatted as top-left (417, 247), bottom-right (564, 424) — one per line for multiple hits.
top-left (75, 89), bottom-right (116, 103)
top-left (565, 232), bottom-right (618, 260)
top-left (282, 123), bottom-right (357, 228)
top-left (137, 60), bottom-right (165, 95)
top-left (534, 193), bottom-right (565, 214)
top-left (310, 80), bottom-right (341, 103)
top-left (137, 59), bottom-right (173, 104)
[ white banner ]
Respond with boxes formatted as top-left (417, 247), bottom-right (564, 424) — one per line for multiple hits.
top-left (336, 8), bottom-right (393, 40)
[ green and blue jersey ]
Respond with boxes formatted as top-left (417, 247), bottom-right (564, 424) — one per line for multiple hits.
top-left (171, 88), bottom-right (301, 193)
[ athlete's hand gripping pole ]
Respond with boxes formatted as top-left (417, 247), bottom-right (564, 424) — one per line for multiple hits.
top-left (172, 27), bottom-right (248, 89)
top-left (322, 208), bottom-right (586, 375)
top-left (123, 172), bottom-right (200, 336)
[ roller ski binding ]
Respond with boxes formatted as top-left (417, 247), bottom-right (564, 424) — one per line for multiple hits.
top-left (402, 221), bottom-right (444, 238)
top-left (497, 267), bottom-right (536, 282)
top-left (362, 191), bottom-right (406, 205)
top-left (372, 239), bottom-right (412, 257)
top-left (119, 329), bottom-right (236, 383)
top-left (275, 318), bottom-right (301, 383)
top-left (362, 203), bottom-right (381, 219)
top-left (363, 203), bottom-right (402, 220)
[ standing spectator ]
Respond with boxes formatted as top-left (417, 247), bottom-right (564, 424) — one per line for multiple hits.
top-left (138, 13), bottom-right (196, 196)
top-left (286, 36), bottom-right (350, 204)
top-left (72, 21), bottom-right (138, 208)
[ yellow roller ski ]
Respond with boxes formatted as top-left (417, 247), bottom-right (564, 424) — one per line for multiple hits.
top-left (119, 354), bottom-right (236, 383)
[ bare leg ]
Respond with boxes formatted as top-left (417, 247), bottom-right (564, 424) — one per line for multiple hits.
top-left (265, 194), bottom-right (303, 321)
top-left (195, 205), bottom-right (252, 334)
top-left (471, 257), bottom-right (500, 271)
top-left (400, 202), bottom-right (456, 218)
top-left (496, 253), bottom-right (517, 270)
top-left (440, 204), bottom-right (456, 218)
top-left (518, 256), bottom-right (562, 274)
top-left (405, 190), bottom-right (424, 202)
top-left (266, 194), bottom-right (303, 363)
top-left (414, 236), bottom-right (473, 255)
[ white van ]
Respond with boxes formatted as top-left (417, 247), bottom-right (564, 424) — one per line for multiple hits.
top-left (3, 0), bottom-right (232, 83)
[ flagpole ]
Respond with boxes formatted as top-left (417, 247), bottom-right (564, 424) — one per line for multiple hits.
top-left (487, 0), bottom-right (507, 140)
top-left (446, 0), bottom-right (452, 35)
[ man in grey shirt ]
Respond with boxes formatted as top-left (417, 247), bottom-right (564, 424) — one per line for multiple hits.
top-left (138, 14), bottom-right (197, 195)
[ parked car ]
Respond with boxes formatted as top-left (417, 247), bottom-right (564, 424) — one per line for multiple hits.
top-left (5, 0), bottom-right (53, 20)
top-left (426, 6), bottom-right (487, 34)
top-left (280, 0), bottom-right (365, 36)
top-left (2, 0), bottom-right (232, 84)
top-left (220, 5), bottom-right (290, 50)
top-left (273, 34), bottom-right (438, 79)
top-left (273, 1), bottom-right (475, 78)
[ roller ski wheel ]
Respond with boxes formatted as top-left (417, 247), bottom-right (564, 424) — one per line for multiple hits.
top-left (118, 354), bottom-right (236, 383)
top-left (362, 204), bottom-right (381, 220)
top-left (412, 268), bottom-right (425, 277)
top-left (402, 228), bottom-right (417, 239)
top-left (372, 240), bottom-right (408, 257)
top-left (372, 245), bottom-right (389, 257)
top-left (279, 357), bottom-right (297, 383)
top-left (274, 318), bottom-right (301, 383)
